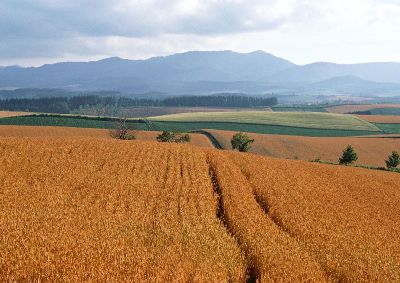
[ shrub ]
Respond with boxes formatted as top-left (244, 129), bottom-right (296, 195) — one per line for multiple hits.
top-left (231, 132), bottom-right (255, 152)
top-left (157, 131), bottom-right (176, 142)
top-left (157, 131), bottom-right (191, 143)
top-left (385, 151), bottom-right (400, 169)
top-left (111, 118), bottom-right (135, 140)
top-left (339, 145), bottom-right (358, 165)
top-left (175, 134), bottom-right (191, 143)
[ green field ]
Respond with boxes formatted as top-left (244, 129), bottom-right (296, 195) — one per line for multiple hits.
top-left (359, 108), bottom-right (400, 116)
top-left (374, 123), bottom-right (400, 134)
top-left (149, 111), bottom-right (381, 132)
top-left (0, 115), bottom-right (122, 129)
top-left (0, 114), bottom-right (385, 137)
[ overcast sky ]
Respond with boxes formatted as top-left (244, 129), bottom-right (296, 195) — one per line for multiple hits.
top-left (1, 0), bottom-right (400, 66)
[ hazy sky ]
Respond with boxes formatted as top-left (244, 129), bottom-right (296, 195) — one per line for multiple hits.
top-left (1, 0), bottom-right (400, 66)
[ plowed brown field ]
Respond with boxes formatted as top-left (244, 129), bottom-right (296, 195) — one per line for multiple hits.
top-left (207, 129), bottom-right (400, 167)
top-left (327, 104), bottom-right (400, 114)
top-left (1, 137), bottom-right (399, 281)
top-left (356, 115), bottom-right (400, 123)
top-left (0, 125), bottom-right (213, 148)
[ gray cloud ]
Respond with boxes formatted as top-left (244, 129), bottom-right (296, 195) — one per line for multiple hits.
top-left (0, 0), bottom-right (304, 39)
top-left (1, 0), bottom-right (308, 60)
top-left (1, 0), bottom-right (400, 64)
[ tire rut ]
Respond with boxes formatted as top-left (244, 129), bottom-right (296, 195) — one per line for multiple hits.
top-left (207, 151), bottom-right (330, 282)
top-left (207, 157), bottom-right (259, 283)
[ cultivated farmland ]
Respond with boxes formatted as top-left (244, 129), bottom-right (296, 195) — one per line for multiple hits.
top-left (356, 115), bottom-right (400, 123)
top-left (0, 125), bottom-right (214, 148)
top-left (76, 106), bottom-right (271, 118)
top-left (149, 111), bottom-right (381, 132)
top-left (0, 139), bottom-right (245, 281)
top-left (327, 104), bottom-right (400, 114)
top-left (375, 123), bottom-right (400, 135)
top-left (0, 114), bottom-right (383, 137)
top-left (0, 111), bottom-right (32, 118)
top-left (225, 151), bottom-right (400, 282)
top-left (0, 138), bottom-right (399, 281)
top-left (207, 129), bottom-right (400, 167)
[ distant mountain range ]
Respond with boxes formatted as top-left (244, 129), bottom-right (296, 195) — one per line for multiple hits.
top-left (1, 50), bottom-right (400, 97)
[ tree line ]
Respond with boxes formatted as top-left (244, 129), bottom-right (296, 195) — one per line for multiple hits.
top-left (0, 95), bottom-right (278, 114)
top-left (162, 95), bottom-right (278, 108)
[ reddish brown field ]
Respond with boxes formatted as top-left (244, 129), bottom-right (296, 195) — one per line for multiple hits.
top-left (356, 115), bottom-right (400, 123)
top-left (327, 104), bottom-right (400, 114)
top-left (208, 129), bottom-right (400, 167)
top-left (0, 137), bottom-right (399, 281)
top-left (0, 125), bottom-right (213, 148)
top-left (0, 111), bottom-right (32, 118)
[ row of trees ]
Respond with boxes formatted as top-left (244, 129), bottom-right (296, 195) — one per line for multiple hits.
top-left (0, 94), bottom-right (278, 114)
top-left (162, 95), bottom-right (278, 108)
top-left (0, 96), bottom-right (160, 114)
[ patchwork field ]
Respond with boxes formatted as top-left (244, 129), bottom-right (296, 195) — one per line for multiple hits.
top-left (0, 138), bottom-right (399, 281)
top-left (0, 125), bottom-right (213, 148)
top-left (327, 104), bottom-right (400, 114)
top-left (77, 106), bottom-right (271, 118)
top-left (0, 114), bottom-right (383, 137)
top-left (207, 129), bottom-right (400, 167)
top-left (149, 111), bottom-right (380, 131)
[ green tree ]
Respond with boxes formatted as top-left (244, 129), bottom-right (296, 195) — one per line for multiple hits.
top-left (231, 132), bottom-right (255, 152)
top-left (339, 145), bottom-right (358, 165)
top-left (385, 151), bottom-right (400, 169)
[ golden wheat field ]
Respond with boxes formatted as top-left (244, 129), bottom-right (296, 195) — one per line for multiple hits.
top-left (0, 125), bottom-right (213, 148)
top-left (0, 137), bottom-right (399, 281)
top-left (207, 129), bottom-right (400, 167)
top-left (327, 104), bottom-right (400, 114)
top-left (0, 138), bottom-right (246, 282)
top-left (224, 151), bottom-right (400, 282)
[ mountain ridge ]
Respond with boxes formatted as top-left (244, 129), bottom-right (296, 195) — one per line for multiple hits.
top-left (1, 50), bottom-right (400, 96)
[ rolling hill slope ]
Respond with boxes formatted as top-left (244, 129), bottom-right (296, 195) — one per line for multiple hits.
top-left (206, 129), bottom-right (400, 167)
top-left (150, 111), bottom-right (381, 131)
top-left (0, 125), bottom-right (214, 148)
